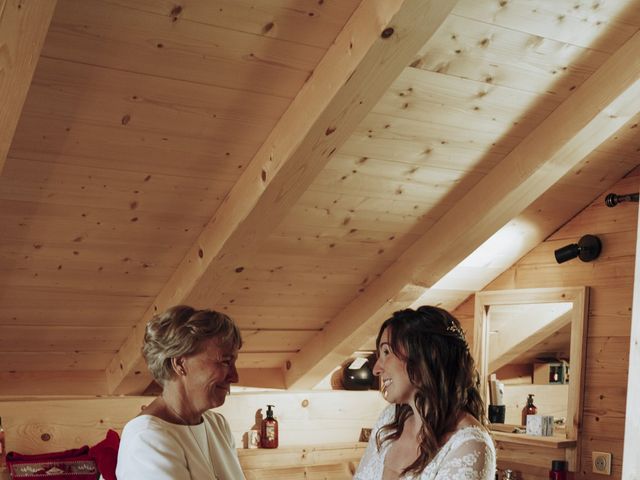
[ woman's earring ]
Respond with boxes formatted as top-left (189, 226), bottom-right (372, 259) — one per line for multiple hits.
top-left (180, 368), bottom-right (186, 376)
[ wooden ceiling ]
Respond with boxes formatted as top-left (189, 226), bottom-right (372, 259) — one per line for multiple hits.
top-left (1, 0), bottom-right (639, 395)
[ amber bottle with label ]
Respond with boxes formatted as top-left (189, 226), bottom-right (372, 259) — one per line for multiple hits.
top-left (521, 394), bottom-right (537, 426)
top-left (261, 405), bottom-right (278, 448)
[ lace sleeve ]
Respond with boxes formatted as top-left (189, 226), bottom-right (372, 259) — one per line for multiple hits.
top-left (432, 434), bottom-right (496, 480)
top-left (354, 405), bottom-right (395, 480)
top-left (353, 428), bottom-right (381, 479)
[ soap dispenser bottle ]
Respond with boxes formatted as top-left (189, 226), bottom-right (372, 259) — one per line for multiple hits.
top-left (261, 405), bottom-right (279, 448)
top-left (521, 393), bottom-right (537, 426)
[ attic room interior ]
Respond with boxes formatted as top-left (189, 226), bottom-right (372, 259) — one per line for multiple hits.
top-left (1, 0), bottom-right (639, 479)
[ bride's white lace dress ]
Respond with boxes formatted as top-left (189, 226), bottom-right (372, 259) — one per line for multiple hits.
top-left (354, 406), bottom-right (496, 480)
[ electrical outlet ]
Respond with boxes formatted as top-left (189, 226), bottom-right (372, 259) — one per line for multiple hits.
top-left (592, 451), bottom-right (612, 475)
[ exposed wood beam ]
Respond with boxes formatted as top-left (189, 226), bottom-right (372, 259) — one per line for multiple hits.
top-left (0, 0), bottom-right (57, 174)
top-left (106, 0), bottom-right (459, 394)
top-left (622, 201), bottom-right (640, 478)
top-left (284, 29), bottom-right (640, 389)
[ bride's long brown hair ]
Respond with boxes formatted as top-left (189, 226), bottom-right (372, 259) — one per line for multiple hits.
top-left (374, 306), bottom-right (486, 476)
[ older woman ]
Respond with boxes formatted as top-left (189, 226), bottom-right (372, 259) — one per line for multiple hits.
top-left (116, 305), bottom-right (245, 480)
top-left (355, 306), bottom-right (496, 480)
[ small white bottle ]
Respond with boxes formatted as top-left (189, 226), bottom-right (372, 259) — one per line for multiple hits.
top-left (503, 469), bottom-right (515, 480)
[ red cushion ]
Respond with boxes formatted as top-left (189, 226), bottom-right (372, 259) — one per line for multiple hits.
top-left (89, 429), bottom-right (120, 480)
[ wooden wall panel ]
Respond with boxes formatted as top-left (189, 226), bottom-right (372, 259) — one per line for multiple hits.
top-left (456, 172), bottom-right (639, 479)
top-left (340, 113), bottom-right (518, 170)
top-left (376, 67), bottom-right (559, 136)
top-left (0, 391), bottom-right (386, 454)
top-left (226, 304), bottom-right (342, 331)
top-left (0, 353), bottom-right (114, 371)
top-left (9, 113), bottom-right (261, 179)
top-left (98, 0), bottom-right (361, 48)
top-left (0, 158), bottom-right (227, 216)
top-left (241, 329), bottom-right (316, 352)
top-left (413, 13), bottom-right (609, 98)
top-left (0, 372), bottom-right (109, 396)
top-left (0, 286), bottom-right (148, 327)
top-left (0, 326), bottom-right (126, 352)
top-left (495, 440), bottom-right (567, 472)
top-left (501, 384), bottom-right (569, 426)
top-left (452, 0), bottom-right (640, 52)
top-left (235, 352), bottom-right (294, 369)
top-left (27, 57), bottom-right (288, 136)
top-left (43, 0), bottom-right (323, 98)
top-left (0, 201), bottom-right (209, 258)
top-left (313, 156), bottom-right (487, 205)
top-left (261, 230), bottom-right (419, 260)
top-left (622, 194), bottom-right (640, 478)
top-left (240, 443), bottom-right (365, 480)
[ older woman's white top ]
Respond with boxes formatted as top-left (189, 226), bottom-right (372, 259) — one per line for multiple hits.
top-left (355, 405), bottom-right (496, 480)
top-left (116, 411), bottom-right (245, 480)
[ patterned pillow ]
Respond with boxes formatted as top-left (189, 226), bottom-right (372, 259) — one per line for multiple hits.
top-left (6, 446), bottom-right (98, 480)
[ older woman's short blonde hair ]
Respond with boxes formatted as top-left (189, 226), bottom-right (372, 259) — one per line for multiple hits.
top-left (143, 305), bottom-right (242, 386)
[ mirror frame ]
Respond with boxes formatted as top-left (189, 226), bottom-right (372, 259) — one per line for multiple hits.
top-left (473, 287), bottom-right (588, 446)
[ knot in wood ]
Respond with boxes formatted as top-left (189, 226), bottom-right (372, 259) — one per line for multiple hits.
top-left (381, 27), bottom-right (394, 39)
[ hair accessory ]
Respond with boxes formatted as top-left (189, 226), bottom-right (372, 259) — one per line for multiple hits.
top-left (446, 321), bottom-right (466, 342)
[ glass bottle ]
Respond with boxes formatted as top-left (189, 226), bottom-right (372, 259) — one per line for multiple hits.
top-left (260, 405), bottom-right (279, 448)
top-left (521, 394), bottom-right (537, 426)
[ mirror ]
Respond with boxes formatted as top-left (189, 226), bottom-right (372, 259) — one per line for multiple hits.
top-left (473, 287), bottom-right (588, 445)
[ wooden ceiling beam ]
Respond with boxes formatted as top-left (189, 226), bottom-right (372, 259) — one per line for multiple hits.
top-left (284, 29), bottom-right (640, 389)
top-left (106, 0), bottom-right (459, 394)
top-left (0, 0), bottom-right (57, 174)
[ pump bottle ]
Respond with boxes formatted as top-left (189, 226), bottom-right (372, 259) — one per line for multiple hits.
top-left (521, 394), bottom-right (537, 426)
top-left (261, 405), bottom-right (279, 448)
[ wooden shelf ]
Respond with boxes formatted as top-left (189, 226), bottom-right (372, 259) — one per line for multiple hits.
top-left (237, 442), bottom-right (367, 478)
top-left (491, 431), bottom-right (576, 449)
top-left (237, 441), bottom-right (367, 457)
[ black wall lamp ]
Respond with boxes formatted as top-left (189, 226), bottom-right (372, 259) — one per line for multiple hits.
top-left (554, 234), bottom-right (602, 264)
top-left (605, 192), bottom-right (639, 207)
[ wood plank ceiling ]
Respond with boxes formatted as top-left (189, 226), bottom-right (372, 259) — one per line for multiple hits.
top-left (0, 0), bottom-right (639, 395)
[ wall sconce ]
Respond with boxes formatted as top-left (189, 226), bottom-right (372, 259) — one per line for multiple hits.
top-left (605, 192), bottom-right (639, 207)
top-left (554, 234), bottom-right (602, 264)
